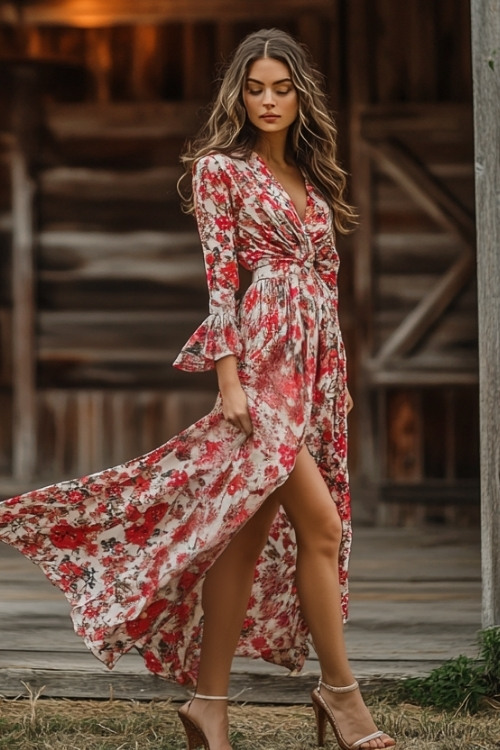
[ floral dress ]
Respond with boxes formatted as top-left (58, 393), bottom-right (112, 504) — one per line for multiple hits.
top-left (0, 152), bottom-right (351, 687)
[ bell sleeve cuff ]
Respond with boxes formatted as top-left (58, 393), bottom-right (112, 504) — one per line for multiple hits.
top-left (173, 311), bottom-right (243, 373)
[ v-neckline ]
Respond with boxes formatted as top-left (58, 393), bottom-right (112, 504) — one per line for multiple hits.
top-left (251, 151), bottom-right (311, 226)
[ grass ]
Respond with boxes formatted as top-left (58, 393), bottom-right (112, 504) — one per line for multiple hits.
top-left (0, 689), bottom-right (498, 750)
top-left (396, 627), bottom-right (500, 713)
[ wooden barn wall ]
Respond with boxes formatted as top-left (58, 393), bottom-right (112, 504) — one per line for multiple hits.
top-left (347, 0), bottom-right (477, 523)
top-left (0, 0), bottom-right (478, 524)
top-left (0, 3), bottom-right (343, 496)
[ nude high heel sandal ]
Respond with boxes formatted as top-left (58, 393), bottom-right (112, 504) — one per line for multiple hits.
top-left (177, 693), bottom-right (228, 750)
top-left (311, 679), bottom-right (388, 749)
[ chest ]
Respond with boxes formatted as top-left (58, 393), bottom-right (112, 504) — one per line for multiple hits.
top-left (264, 164), bottom-right (307, 222)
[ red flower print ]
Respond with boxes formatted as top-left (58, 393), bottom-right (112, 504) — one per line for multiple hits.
top-left (171, 513), bottom-right (198, 543)
top-left (215, 215), bottom-right (235, 231)
top-left (49, 521), bottom-right (100, 551)
top-left (323, 429), bottom-right (333, 443)
top-left (125, 522), bottom-right (154, 546)
top-left (126, 599), bottom-right (168, 639)
top-left (125, 504), bottom-right (142, 522)
top-left (144, 503), bottom-right (168, 524)
top-left (144, 651), bottom-right (164, 674)
top-left (278, 444), bottom-right (296, 471)
top-left (251, 636), bottom-right (267, 651)
top-left (167, 470), bottom-right (188, 488)
top-left (227, 473), bottom-right (246, 495)
top-left (68, 490), bottom-right (85, 503)
top-left (178, 569), bottom-right (198, 592)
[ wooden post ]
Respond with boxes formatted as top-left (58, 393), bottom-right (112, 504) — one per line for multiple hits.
top-left (10, 64), bottom-right (39, 482)
top-left (471, 0), bottom-right (500, 627)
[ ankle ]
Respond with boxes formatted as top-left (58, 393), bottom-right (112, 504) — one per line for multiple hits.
top-left (192, 692), bottom-right (228, 701)
top-left (319, 674), bottom-right (358, 692)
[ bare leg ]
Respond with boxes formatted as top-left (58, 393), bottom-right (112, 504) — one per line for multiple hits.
top-left (273, 446), bottom-right (395, 749)
top-left (179, 494), bottom-right (280, 750)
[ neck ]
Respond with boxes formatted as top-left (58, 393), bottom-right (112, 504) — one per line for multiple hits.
top-left (254, 132), bottom-right (289, 167)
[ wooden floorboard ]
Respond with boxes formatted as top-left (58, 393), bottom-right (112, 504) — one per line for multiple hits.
top-left (0, 527), bottom-right (481, 703)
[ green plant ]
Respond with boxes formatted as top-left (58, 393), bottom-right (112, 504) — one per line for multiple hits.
top-left (398, 626), bottom-right (500, 713)
top-left (479, 626), bottom-right (500, 701)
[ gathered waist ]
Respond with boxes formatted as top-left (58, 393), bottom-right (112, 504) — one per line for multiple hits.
top-left (252, 260), bottom-right (317, 283)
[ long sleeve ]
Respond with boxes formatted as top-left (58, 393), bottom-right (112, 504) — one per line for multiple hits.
top-left (173, 154), bottom-right (243, 372)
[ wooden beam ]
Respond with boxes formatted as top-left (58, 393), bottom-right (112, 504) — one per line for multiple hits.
top-left (367, 139), bottom-right (476, 245)
top-left (47, 101), bottom-right (203, 139)
top-left (10, 68), bottom-right (38, 482)
top-left (372, 250), bottom-right (475, 365)
top-left (85, 28), bottom-right (113, 103)
top-left (471, 0), bottom-right (500, 627)
top-left (0, 0), bottom-right (334, 26)
top-left (360, 103), bottom-right (473, 139)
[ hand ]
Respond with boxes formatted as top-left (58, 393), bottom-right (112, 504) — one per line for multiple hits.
top-left (346, 387), bottom-right (354, 414)
top-left (221, 382), bottom-right (253, 436)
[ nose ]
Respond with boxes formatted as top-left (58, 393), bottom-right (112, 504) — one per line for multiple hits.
top-left (263, 88), bottom-right (275, 107)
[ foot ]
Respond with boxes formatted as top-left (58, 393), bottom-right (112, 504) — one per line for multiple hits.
top-left (319, 683), bottom-right (395, 749)
top-left (178, 698), bottom-right (232, 750)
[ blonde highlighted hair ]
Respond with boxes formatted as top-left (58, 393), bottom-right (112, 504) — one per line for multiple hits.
top-left (179, 28), bottom-right (357, 234)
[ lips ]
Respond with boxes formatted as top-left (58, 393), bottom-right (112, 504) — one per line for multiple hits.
top-left (260, 114), bottom-right (280, 122)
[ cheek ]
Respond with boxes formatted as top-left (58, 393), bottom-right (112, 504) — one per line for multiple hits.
top-left (243, 95), bottom-right (257, 122)
top-left (286, 95), bottom-right (299, 119)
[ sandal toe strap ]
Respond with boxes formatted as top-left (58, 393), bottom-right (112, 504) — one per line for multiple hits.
top-left (353, 730), bottom-right (384, 748)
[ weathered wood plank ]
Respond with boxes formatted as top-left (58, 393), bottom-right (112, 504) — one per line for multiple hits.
top-left (10, 79), bottom-right (37, 481)
top-left (40, 166), bottom-right (182, 200)
top-left (407, 0), bottom-right (437, 100)
top-left (0, 0), bottom-right (335, 26)
top-left (85, 27), bottom-right (113, 102)
top-left (131, 25), bottom-right (163, 100)
top-left (33, 389), bottom-right (217, 480)
top-left (47, 101), bottom-right (203, 139)
top-left (375, 233), bottom-right (464, 273)
top-left (368, 140), bottom-right (475, 244)
top-left (347, 0), bottom-right (377, 509)
top-left (366, 369), bottom-right (478, 387)
top-left (360, 103), bottom-right (473, 139)
top-left (39, 229), bottom-right (199, 256)
top-left (36, 310), bottom-right (207, 363)
top-left (386, 390), bottom-right (423, 481)
top-left (0, 309), bottom-right (11, 386)
top-left (0, 662), bottom-right (445, 702)
top-left (39, 250), bottom-right (204, 284)
top-left (373, 252), bottom-right (475, 364)
top-left (471, 0), bottom-right (500, 627)
top-left (375, 310), bottom-right (478, 353)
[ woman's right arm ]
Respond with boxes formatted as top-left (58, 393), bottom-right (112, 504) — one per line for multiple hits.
top-left (215, 355), bottom-right (253, 436)
top-left (174, 154), bottom-right (252, 435)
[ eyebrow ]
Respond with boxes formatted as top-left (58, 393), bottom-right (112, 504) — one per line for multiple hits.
top-left (246, 77), bottom-right (293, 85)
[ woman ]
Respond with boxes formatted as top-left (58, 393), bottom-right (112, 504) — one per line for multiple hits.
top-left (0, 28), bottom-right (395, 750)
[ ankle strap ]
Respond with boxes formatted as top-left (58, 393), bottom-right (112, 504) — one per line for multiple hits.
top-left (192, 693), bottom-right (228, 700)
top-left (318, 678), bottom-right (359, 694)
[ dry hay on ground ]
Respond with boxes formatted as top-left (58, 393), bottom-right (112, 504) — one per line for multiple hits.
top-left (0, 690), bottom-right (498, 749)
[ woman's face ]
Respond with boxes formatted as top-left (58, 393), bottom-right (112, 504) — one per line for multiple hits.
top-left (242, 57), bottom-right (298, 136)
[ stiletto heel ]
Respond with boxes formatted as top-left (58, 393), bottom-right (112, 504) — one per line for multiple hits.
top-left (177, 693), bottom-right (228, 750)
top-left (178, 711), bottom-right (208, 750)
top-left (311, 678), bottom-right (394, 749)
top-left (312, 697), bottom-right (326, 746)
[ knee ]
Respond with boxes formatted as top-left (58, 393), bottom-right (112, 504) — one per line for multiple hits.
top-left (298, 509), bottom-right (343, 557)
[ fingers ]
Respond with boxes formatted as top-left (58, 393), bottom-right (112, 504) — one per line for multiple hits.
top-left (227, 410), bottom-right (253, 436)
top-left (238, 412), bottom-right (253, 436)
top-left (346, 387), bottom-right (354, 414)
top-left (220, 383), bottom-right (253, 436)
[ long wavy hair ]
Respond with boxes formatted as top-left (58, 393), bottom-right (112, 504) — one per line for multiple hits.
top-left (178, 28), bottom-right (357, 234)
